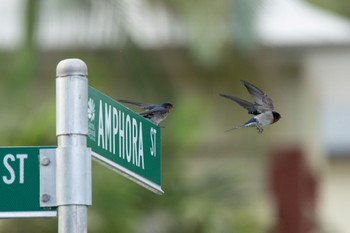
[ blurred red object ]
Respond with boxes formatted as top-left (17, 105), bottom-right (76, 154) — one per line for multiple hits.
top-left (269, 147), bottom-right (317, 233)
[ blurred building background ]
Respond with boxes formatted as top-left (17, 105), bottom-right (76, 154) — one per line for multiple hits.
top-left (0, 0), bottom-right (350, 232)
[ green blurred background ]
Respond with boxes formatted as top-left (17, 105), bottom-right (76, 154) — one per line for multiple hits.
top-left (1, 0), bottom-right (350, 232)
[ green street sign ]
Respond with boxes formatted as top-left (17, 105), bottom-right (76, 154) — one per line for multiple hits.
top-left (87, 86), bottom-right (162, 194)
top-left (0, 147), bottom-right (56, 218)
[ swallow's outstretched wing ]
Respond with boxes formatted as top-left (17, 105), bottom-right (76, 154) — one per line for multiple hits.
top-left (219, 94), bottom-right (260, 115)
top-left (139, 106), bottom-right (168, 116)
top-left (241, 80), bottom-right (274, 112)
top-left (118, 99), bottom-right (157, 110)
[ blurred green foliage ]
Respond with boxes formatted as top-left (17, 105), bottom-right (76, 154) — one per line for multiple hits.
top-left (307, 0), bottom-right (350, 18)
top-left (2, 0), bottom-right (346, 232)
top-left (0, 47), bottom-right (269, 232)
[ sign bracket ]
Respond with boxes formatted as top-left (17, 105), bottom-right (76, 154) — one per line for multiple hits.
top-left (39, 148), bottom-right (57, 208)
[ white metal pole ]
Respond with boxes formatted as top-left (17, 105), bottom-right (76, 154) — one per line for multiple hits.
top-left (56, 59), bottom-right (91, 233)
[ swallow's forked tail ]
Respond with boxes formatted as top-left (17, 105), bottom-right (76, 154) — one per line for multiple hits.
top-left (224, 125), bottom-right (244, 133)
top-left (224, 123), bottom-right (264, 133)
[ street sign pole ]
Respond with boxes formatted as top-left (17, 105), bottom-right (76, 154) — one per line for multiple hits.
top-left (56, 59), bottom-right (91, 233)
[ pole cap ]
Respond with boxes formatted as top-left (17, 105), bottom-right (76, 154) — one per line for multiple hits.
top-left (56, 58), bottom-right (88, 77)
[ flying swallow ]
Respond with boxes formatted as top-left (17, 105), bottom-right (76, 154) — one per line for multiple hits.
top-left (118, 99), bottom-right (173, 126)
top-left (219, 80), bottom-right (281, 133)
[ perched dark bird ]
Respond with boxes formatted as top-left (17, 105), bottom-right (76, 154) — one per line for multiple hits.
top-left (220, 80), bottom-right (281, 133)
top-left (118, 99), bottom-right (173, 126)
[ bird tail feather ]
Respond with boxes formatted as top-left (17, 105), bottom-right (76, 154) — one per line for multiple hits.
top-left (224, 125), bottom-right (243, 133)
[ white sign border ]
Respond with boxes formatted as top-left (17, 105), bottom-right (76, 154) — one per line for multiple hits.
top-left (92, 151), bottom-right (164, 195)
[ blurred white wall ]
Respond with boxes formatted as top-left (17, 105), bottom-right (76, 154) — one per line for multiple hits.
top-left (304, 49), bottom-right (350, 155)
top-left (303, 48), bottom-right (350, 233)
top-left (0, 0), bottom-right (186, 50)
top-left (0, 0), bottom-right (24, 50)
top-left (256, 1), bottom-right (350, 231)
